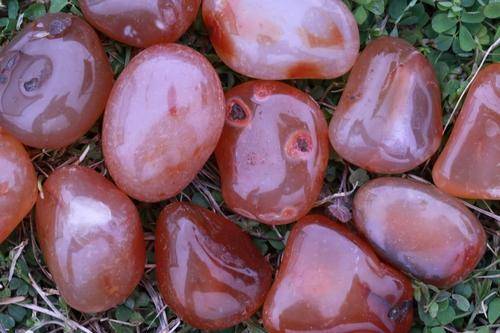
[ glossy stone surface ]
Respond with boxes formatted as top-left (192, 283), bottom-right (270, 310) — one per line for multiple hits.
top-left (353, 177), bottom-right (486, 288)
top-left (0, 13), bottom-right (113, 149)
top-left (433, 64), bottom-right (500, 199)
top-left (215, 81), bottom-right (329, 225)
top-left (103, 44), bottom-right (224, 202)
top-left (329, 36), bottom-right (442, 174)
top-left (0, 129), bottom-right (37, 243)
top-left (80, 0), bottom-right (200, 48)
top-left (155, 202), bottom-right (272, 329)
top-left (36, 166), bottom-right (146, 313)
top-left (263, 215), bottom-right (413, 333)
top-left (202, 0), bottom-right (359, 80)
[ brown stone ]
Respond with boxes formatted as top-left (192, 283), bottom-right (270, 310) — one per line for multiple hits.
top-left (353, 177), bottom-right (486, 288)
top-left (155, 202), bottom-right (273, 330)
top-left (36, 166), bottom-right (146, 313)
top-left (80, 0), bottom-right (200, 48)
top-left (433, 63), bottom-right (500, 199)
top-left (329, 36), bottom-right (442, 173)
top-left (202, 0), bottom-right (359, 79)
top-left (0, 13), bottom-right (113, 148)
top-left (102, 44), bottom-right (225, 202)
top-left (263, 214), bottom-right (414, 333)
top-left (215, 81), bottom-right (329, 225)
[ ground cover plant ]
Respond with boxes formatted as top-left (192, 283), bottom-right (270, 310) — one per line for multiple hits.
top-left (0, 0), bottom-right (498, 332)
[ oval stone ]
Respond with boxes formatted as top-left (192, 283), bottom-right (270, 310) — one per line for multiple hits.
top-left (433, 64), bottom-right (500, 199)
top-left (0, 129), bottom-right (37, 243)
top-left (103, 44), bottom-right (225, 202)
top-left (36, 166), bottom-right (146, 313)
top-left (263, 215), bottom-right (413, 333)
top-left (155, 202), bottom-right (273, 329)
top-left (353, 177), bottom-right (486, 288)
top-left (202, 0), bottom-right (359, 80)
top-left (215, 81), bottom-right (329, 225)
top-left (80, 0), bottom-right (200, 48)
top-left (0, 13), bottom-right (113, 149)
top-left (329, 36), bottom-right (442, 173)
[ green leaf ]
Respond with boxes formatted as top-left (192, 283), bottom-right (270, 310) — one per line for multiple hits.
top-left (389, 0), bottom-right (407, 19)
top-left (115, 305), bottom-right (133, 322)
top-left (461, 0), bottom-right (475, 7)
top-left (488, 297), bottom-right (500, 324)
top-left (49, 0), bottom-right (69, 13)
top-left (0, 314), bottom-right (15, 330)
top-left (434, 34), bottom-right (454, 51)
top-left (454, 282), bottom-right (473, 298)
top-left (461, 11), bottom-right (485, 23)
top-left (7, 304), bottom-right (26, 322)
top-left (366, 0), bottom-right (385, 16)
top-left (459, 25), bottom-right (475, 51)
top-left (429, 302), bottom-right (439, 318)
top-left (23, 3), bottom-right (47, 20)
top-left (452, 294), bottom-right (470, 311)
top-left (135, 292), bottom-right (150, 308)
top-left (110, 323), bottom-right (133, 333)
top-left (354, 6), bottom-right (369, 25)
top-left (437, 306), bottom-right (456, 325)
top-left (129, 312), bottom-right (144, 325)
top-left (432, 13), bottom-right (458, 33)
top-left (438, 1), bottom-right (453, 9)
top-left (484, 2), bottom-right (500, 18)
top-left (430, 328), bottom-right (446, 333)
top-left (349, 168), bottom-right (369, 187)
top-left (476, 327), bottom-right (490, 333)
top-left (7, 0), bottom-right (19, 20)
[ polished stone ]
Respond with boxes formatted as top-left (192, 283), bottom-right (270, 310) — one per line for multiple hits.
top-left (215, 81), bottom-right (329, 225)
top-left (263, 214), bottom-right (414, 333)
top-left (202, 0), bottom-right (359, 79)
top-left (103, 44), bottom-right (225, 202)
top-left (353, 177), bottom-right (486, 288)
top-left (0, 13), bottom-right (113, 148)
top-left (155, 202), bottom-right (273, 329)
top-left (36, 166), bottom-right (146, 313)
top-left (329, 36), bottom-right (442, 174)
top-left (433, 63), bottom-right (500, 199)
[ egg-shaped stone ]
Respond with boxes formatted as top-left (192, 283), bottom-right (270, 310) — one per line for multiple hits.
top-left (202, 0), bottom-right (359, 80)
top-left (36, 166), bottom-right (146, 313)
top-left (0, 13), bottom-right (113, 149)
top-left (103, 44), bottom-right (225, 202)
top-left (433, 64), bottom-right (500, 199)
top-left (80, 0), bottom-right (200, 48)
top-left (215, 81), bottom-right (329, 225)
top-left (155, 202), bottom-right (273, 329)
top-left (0, 129), bottom-right (37, 243)
top-left (353, 177), bottom-right (486, 288)
top-left (329, 36), bottom-right (442, 173)
top-left (263, 215), bottom-right (413, 333)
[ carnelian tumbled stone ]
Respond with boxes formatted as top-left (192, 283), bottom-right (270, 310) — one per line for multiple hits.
top-left (155, 202), bottom-right (272, 330)
top-left (80, 0), bottom-right (200, 48)
top-left (215, 81), bottom-right (329, 225)
top-left (329, 36), bottom-right (442, 173)
top-left (0, 129), bottom-right (37, 243)
top-left (433, 64), bottom-right (500, 199)
top-left (263, 215), bottom-right (413, 333)
top-left (0, 13), bottom-right (113, 149)
top-left (202, 0), bottom-right (359, 80)
top-left (36, 166), bottom-right (146, 313)
top-left (103, 44), bottom-right (224, 202)
top-left (353, 177), bottom-right (486, 288)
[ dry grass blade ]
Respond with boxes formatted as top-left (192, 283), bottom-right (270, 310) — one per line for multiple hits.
top-left (8, 239), bottom-right (28, 282)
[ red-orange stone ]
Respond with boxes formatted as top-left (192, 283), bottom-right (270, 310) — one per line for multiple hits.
top-left (433, 64), bottom-right (500, 199)
top-left (80, 0), bottom-right (200, 48)
top-left (0, 129), bottom-right (37, 243)
top-left (155, 202), bottom-right (273, 330)
top-left (215, 81), bottom-right (329, 225)
top-left (202, 0), bottom-right (359, 80)
top-left (0, 13), bottom-right (113, 149)
top-left (263, 215), bottom-right (413, 333)
top-left (36, 166), bottom-right (146, 313)
top-left (329, 36), bottom-right (442, 174)
top-left (353, 177), bottom-right (486, 288)
top-left (103, 44), bottom-right (225, 202)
